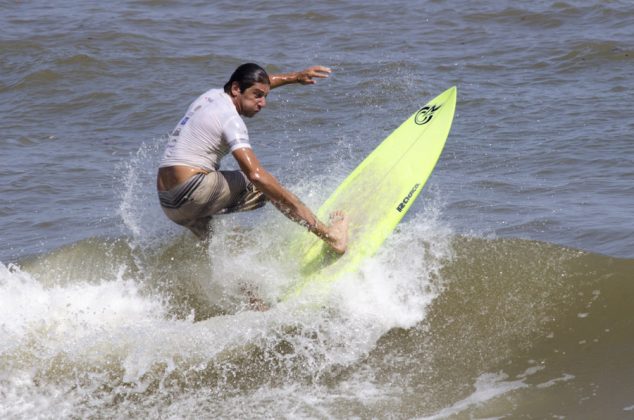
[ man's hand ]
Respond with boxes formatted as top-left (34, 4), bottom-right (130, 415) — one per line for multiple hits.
top-left (297, 66), bottom-right (332, 85)
top-left (269, 66), bottom-right (332, 88)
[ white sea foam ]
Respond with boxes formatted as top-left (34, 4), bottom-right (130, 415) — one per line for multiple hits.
top-left (420, 372), bottom-right (529, 420)
top-left (116, 137), bottom-right (177, 249)
top-left (0, 129), bottom-right (456, 418)
top-left (0, 262), bottom-right (168, 358)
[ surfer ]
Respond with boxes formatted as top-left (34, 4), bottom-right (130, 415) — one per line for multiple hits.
top-left (157, 63), bottom-right (348, 254)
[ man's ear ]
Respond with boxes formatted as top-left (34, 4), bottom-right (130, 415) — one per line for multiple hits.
top-left (230, 81), bottom-right (241, 97)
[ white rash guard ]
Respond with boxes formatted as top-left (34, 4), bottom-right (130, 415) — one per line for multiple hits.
top-left (159, 88), bottom-right (251, 172)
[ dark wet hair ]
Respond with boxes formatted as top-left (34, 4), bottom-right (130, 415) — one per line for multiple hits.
top-left (223, 63), bottom-right (270, 93)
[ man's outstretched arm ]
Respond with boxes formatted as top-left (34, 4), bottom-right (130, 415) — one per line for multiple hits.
top-left (269, 66), bottom-right (332, 89)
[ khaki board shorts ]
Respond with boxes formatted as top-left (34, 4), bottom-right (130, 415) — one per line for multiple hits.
top-left (158, 170), bottom-right (266, 239)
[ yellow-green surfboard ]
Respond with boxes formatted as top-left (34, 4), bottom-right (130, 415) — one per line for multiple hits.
top-left (285, 86), bottom-right (457, 298)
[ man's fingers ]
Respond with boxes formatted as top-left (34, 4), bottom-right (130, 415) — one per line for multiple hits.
top-left (309, 66), bottom-right (332, 78)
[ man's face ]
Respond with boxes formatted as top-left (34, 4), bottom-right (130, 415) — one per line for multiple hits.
top-left (233, 82), bottom-right (270, 117)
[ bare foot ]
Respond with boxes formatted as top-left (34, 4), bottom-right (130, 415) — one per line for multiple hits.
top-left (241, 287), bottom-right (270, 312)
top-left (326, 210), bottom-right (349, 254)
top-left (249, 296), bottom-right (269, 312)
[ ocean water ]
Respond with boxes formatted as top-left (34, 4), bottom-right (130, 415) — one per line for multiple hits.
top-left (1, 0), bottom-right (633, 418)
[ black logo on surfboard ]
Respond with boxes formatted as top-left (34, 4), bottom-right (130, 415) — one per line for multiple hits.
top-left (396, 183), bottom-right (420, 212)
top-left (414, 104), bottom-right (441, 125)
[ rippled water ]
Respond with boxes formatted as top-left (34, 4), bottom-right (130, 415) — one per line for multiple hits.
top-left (1, 0), bottom-right (633, 418)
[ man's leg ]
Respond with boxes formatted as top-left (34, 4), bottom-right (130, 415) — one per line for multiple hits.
top-left (218, 182), bottom-right (267, 214)
top-left (159, 170), bottom-right (267, 240)
top-left (184, 216), bottom-right (213, 241)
